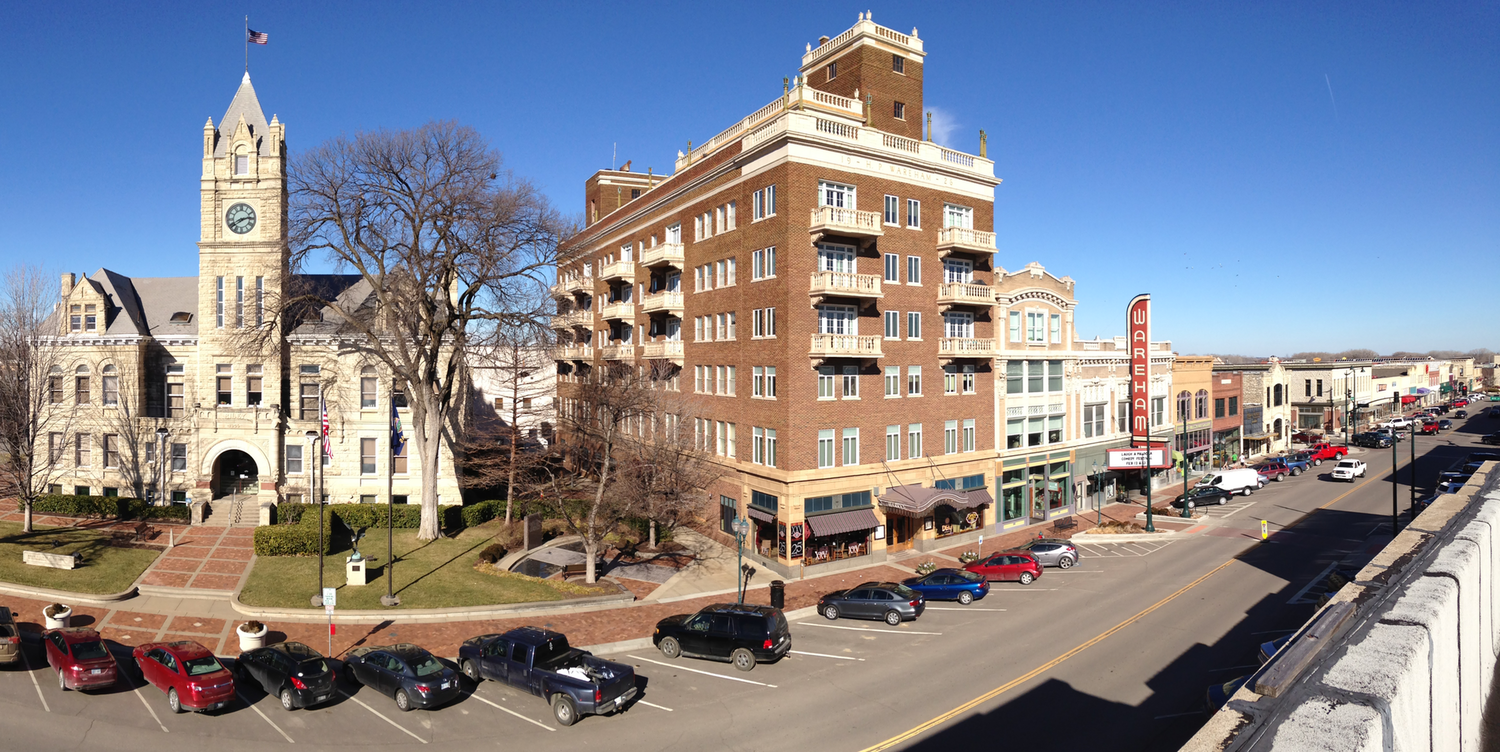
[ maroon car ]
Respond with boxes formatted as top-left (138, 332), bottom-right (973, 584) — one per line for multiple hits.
top-left (964, 551), bottom-right (1043, 585)
top-left (44, 627), bottom-right (117, 691)
top-left (133, 640), bottom-right (236, 713)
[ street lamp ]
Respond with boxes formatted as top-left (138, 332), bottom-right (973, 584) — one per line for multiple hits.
top-left (1181, 403), bottom-right (1191, 518)
top-left (1091, 462), bottom-right (1102, 526)
top-left (306, 430), bottom-right (324, 608)
top-left (732, 517), bottom-right (750, 604)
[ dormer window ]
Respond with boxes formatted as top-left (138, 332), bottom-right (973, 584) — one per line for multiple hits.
top-left (169, 312), bottom-right (193, 323)
top-left (84, 304), bottom-right (97, 332)
top-left (69, 305), bottom-right (81, 332)
top-left (235, 155), bottom-right (249, 175)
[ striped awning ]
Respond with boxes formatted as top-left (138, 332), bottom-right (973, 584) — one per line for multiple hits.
top-left (745, 506), bottom-right (776, 524)
top-left (878, 485), bottom-right (994, 517)
top-left (804, 508), bottom-right (881, 537)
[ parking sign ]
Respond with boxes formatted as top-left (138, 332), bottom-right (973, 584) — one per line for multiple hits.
top-left (322, 587), bottom-right (336, 608)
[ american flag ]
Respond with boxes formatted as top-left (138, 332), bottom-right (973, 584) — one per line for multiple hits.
top-left (320, 395), bottom-right (333, 459)
top-left (247, 28), bottom-right (268, 45)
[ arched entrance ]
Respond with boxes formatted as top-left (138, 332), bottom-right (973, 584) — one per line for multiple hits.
top-left (214, 450), bottom-right (259, 498)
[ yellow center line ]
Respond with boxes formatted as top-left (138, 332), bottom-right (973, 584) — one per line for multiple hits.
top-left (861, 471), bottom-right (1387, 752)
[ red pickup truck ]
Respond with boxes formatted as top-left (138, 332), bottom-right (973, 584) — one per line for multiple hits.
top-left (1305, 442), bottom-right (1349, 466)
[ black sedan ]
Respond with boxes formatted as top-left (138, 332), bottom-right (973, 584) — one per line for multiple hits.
top-left (345, 643), bottom-right (461, 712)
top-left (1483, 433), bottom-right (1500, 446)
top-left (1457, 410), bottom-right (1469, 418)
top-left (1170, 486), bottom-right (1236, 510)
top-left (235, 641), bottom-right (336, 711)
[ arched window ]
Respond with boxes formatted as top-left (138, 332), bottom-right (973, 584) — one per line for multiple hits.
top-left (360, 366), bottom-right (378, 409)
top-left (1194, 389), bottom-right (1209, 420)
top-left (101, 364), bottom-right (119, 406)
top-left (74, 365), bottom-right (91, 406)
top-left (1176, 391), bottom-right (1191, 422)
top-left (1273, 383), bottom-right (1283, 407)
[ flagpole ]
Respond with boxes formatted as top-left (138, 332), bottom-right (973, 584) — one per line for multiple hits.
top-left (244, 16), bottom-right (248, 73)
top-left (382, 399), bottom-right (400, 607)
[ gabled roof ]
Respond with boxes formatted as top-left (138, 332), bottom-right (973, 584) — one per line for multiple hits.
top-left (288, 274), bottom-right (370, 336)
top-left (216, 72), bottom-right (271, 157)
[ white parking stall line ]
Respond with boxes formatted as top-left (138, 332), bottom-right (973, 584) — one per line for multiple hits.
top-left (339, 690), bottom-right (428, 744)
top-left (236, 691), bottom-right (295, 743)
top-left (789, 650), bottom-right (866, 661)
top-left (19, 648), bottom-right (50, 713)
top-left (626, 655), bottom-right (778, 688)
top-left (119, 666), bottom-right (169, 733)
top-left (1220, 503), bottom-right (1256, 519)
top-left (637, 699), bottom-right (674, 711)
top-left (465, 688), bottom-right (556, 731)
top-left (795, 622), bottom-right (943, 636)
top-left (1286, 562), bottom-right (1341, 605)
top-left (923, 607), bottom-right (1007, 611)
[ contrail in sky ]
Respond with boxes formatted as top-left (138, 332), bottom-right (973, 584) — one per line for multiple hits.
top-left (1324, 73), bottom-right (1340, 121)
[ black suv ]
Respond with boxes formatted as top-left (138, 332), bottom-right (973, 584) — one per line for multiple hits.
top-left (1351, 432), bottom-right (1392, 448)
top-left (653, 603), bottom-right (791, 672)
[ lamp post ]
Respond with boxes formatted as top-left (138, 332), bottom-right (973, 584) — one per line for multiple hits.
top-left (1182, 404), bottom-right (1191, 518)
top-left (155, 428), bottom-right (169, 504)
top-left (732, 517), bottom-right (750, 603)
top-left (306, 430), bottom-right (324, 608)
top-left (1091, 462), bottom-right (1102, 526)
top-left (1391, 429), bottom-right (1399, 535)
top-left (1409, 413), bottom-right (1417, 518)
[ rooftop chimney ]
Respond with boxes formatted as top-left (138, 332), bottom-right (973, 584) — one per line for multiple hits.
top-left (620, 160), bottom-right (632, 172)
top-left (818, 35), bottom-right (830, 47)
top-left (61, 272), bottom-right (75, 299)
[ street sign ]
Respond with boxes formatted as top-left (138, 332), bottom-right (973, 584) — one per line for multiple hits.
top-left (322, 587), bottom-right (336, 608)
top-left (1107, 448), bottom-right (1166, 469)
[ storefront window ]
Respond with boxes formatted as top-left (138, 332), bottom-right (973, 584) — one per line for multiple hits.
top-left (803, 529), bottom-right (871, 563)
top-left (1048, 461), bottom-right (1070, 510)
top-left (1002, 486), bottom-right (1024, 522)
top-left (719, 495), bottom-right (736, 534)
top-left (805, 491), bottom-right (871, 514)
top-left (934, 504), bottom-right (986, 537)
top-left (750, 490), bottom-right (778, 513)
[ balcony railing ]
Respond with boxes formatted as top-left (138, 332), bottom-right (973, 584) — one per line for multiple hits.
top-left (641, 291), bottom-right (684, 314)
top-left (809, 333), bottom-right (883, 360)
top-left (808, 206), bottom-right (884, 240)
top-left (550, 310), bottom-right (591, 329)
top-left (936, 227), bottom-right (997, 257)
top-left (564, 276), bottom-right (592, 294)
top-left (555, 344), bottom-right (593, 361)
top-left (938, 337), bottom-right (996, 359)
top-left (640, 243), bottom-right (685, 269)
top-left (937, 282), bottom-right (997, 309)
top-left (642, 341), bottom-right (684, 361)
top-left (600, 301), bottom-right (635, 321)
top-left (599, 260), bottom-right (636, 282)
top-left (601, 344), bottom-right (636, 361)
top-left (808, 271), bottom-right (883, 302)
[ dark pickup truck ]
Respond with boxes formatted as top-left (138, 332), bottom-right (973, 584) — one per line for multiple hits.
top-left (458, 627), bottom-right (637, 727)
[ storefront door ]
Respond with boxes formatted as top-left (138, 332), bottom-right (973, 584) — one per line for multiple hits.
top-left (889, 516), bottom-right (917, 552)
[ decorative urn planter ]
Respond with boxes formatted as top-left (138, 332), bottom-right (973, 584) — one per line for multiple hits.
top-left (237, 621), bottom-right (268, 651)
top-left (43, 603), bottom-right (72, 630)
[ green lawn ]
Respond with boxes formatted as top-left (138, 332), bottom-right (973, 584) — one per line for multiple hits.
top-left (240, 524), bottom-right (607, 610)
top-left (0, 522), bottom-right (161, 594)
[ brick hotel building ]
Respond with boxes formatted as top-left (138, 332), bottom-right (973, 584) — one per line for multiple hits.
top-left (554, 14), bottom-right (1174, 577)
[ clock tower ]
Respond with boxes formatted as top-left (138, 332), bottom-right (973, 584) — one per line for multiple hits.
top-left (196, 72), bottom-right (288, 408)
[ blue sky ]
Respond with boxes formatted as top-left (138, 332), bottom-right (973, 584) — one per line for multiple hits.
top-left (2, 2), bottom-right (1495, 355)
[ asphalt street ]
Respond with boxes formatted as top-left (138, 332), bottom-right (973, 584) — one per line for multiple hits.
top-left (1, 409), bottom-right (1495, 751)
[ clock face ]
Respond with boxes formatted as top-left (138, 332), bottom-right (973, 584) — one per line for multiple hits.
top-left (226, 203), bottom-right (257, 235)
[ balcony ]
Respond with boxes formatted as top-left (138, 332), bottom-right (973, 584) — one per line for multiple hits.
top-left (600, 301), bottom-right (635, 321)
top-left (599, 260), bottom-right (636, 282)
top-left (561, 276), bottom-right (592, 295)
top-left (642, 340), bottom-right (684, 363)
top-left (936, 282), bottom-right (998, 310)
top-left (808, 206), bottom-right (883, 243)
top-left (601, 344), bottom-right (637, 361)
top-left (555, 344), bottom-right (593, 361)
top-left (809, 333), bottom-right (883, 362)
top-left (641, 291), bottom-right (684, 315)
top-left (938, 337), bottom-right (997, 362)
top-left (936, 227), bottom-right (997, 258)
top-left (808, 271), bottom-right (883, 304)
top-left (640, 243), bottom-right (685, 269)
top-left (550, 310), bottom-right (591, 329)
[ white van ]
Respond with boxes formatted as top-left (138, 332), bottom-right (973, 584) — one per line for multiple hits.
top-left (1196, 468), bottom-right (1265, 497)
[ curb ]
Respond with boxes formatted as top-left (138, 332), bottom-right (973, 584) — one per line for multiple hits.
top-left (138, 584), bottom-right (236, 601)
top-left (229, 589), bottom-right (639, 624)
top-left (0, 580), bottom-right (138, 605)
top-left (1073, 530), bottom-right (1180, 543)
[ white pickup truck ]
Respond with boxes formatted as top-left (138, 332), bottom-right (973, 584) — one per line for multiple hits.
top-left (1380, 417), bottom-right (1414, 430)
top-left (1331, 459), bottom-right (1367, 482)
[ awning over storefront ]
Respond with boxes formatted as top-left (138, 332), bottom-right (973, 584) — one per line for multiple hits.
top-left (745, 507), bottom-right (776, 524)
top-left (1411, 388), bottom-right (1431, 395)
top-left (1243, 432), bottom-right (1270, 440)
top-left (878, 485), bottom-right (994, 517)
top-left (1401, 395), bottom-right (1419, 404)
top-left (804, 508), bottom-right (881, 537)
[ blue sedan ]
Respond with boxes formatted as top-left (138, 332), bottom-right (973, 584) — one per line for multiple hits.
top-left (901, 568), bottom-right (990, 605)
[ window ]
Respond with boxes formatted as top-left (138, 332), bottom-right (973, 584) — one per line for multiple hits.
top-left (1050, 314), bottom-right (1062, 343)
top-left (361, 367), bottom-right (377, 408)
top-left (842, 428), bottom-right (859, 466)
top-left (817, 304), bottom-right (857, 335)
top-left (805, 491), bottom-right (872, 514)
top-left (826, 61), bottom-right (837, 80)
top-left (1084, 403), bottom-right (1105, 438)
top-left (819, 181), bottom-right (855, 209)
top-left (752, 247), bottom-right (776, 279)
top-left (300, 382), bottom-right (319, 420)
top-left (1028, 417), bottom-right (1044, 447)
top-left (944, 366), bottom-right (958, 395)
top-left (215, 364), bottom-right (232, 405)
top-left (907, 256), bottom-right (921, 284)
top-left (1195, 390), bottom-right (1209, 419)
top-left (884, 310), bottom-right (900, 339)
top-left (1229, 396), bottom-right (1238, 416)
top-left (1026, 312), bottom-right (1046, 343)
top-left (817, 429), bottom-right (836, 469)
top-left (818, 367), bottom-right (835, 399)
top-left (752, 307), bottom-right (776, 338)
top-left (1049, 415), bottom-right (1064, 443)
top-left (884, 195), bottom-right (899, 224)
top-left (393, 382), bottom-right (407, 408)
top-left (1009, 311), bottom-right (1021, 342)
top-left (1007, 419), bottom-right (1024, 449)
top-left (1028, 361), bottom-right (1044, 393)
top-left (945, 420), bottom-right (958, 454)
top-left (1215, 398), bottom-right (1226, 419)
top-left (908, 424), bottom-right (923, 458)
top-left (944, 312), bottom-right (974, 339)
top-left (285, 444), bottom-right (303, 474)
top-left (103, 434), bottom-right (119, 468)
top-left (963, 419), bottom-right (975, 452)
top-left (167, 382), bottom-right (184, 418)
top-left (893, 101), bottom-right (906, 120)
top-left (944, 203), bottom-right (974, 229)
top-left (48, 372), bottom-right (63, 404)
top-left (1152, 396), bottom-right (1166, 426)
top-left (1006, 361), bottom-right (1023, 394)
top-left (720, 495), bottom-right (737, 534)
top-left (907, 311), bottom-right (921, 340)
top-left (1304, 379), bottom-right (1312, 398)
top-left (885, 366), bottom-right (900, 397)
top-left (725, 366), bottom-right (737, 395)
top-left (886, 425), bottom-right (900, 461)
top-left (74, 434), bottom-right (91, 467)
top-left (69, 305), bottom-right (81, 332)
top-left (235, 154), bottom-right (249, 175)
top-left (215, 276), bottom-right (224, 328)
top-left (841, 366), bottom-right (858, 399)
top-left (906, 199), bottom-right (921, 229)
top-left (907, 366), bottom-right (922, 396)
top-left (247, 364), bottom-right (262, 406)
top-left (943, 258), bottom-right (973, 284)
top-left (1273, 383), bottom-right (1283, 406)
top-left (884, 253), bottom-right (899, 282)
top-left (101, 365), bottom-right (119, 406)
top-left (48, 433), bottom-right (63, 465)
top-left (235, 277), bottom-right (244, 327)
top-left (361, 438), bottom-right (377, 475)
top-left (752, 185), bottom-right (776, 220)
top-left (1117, 401), bottom-right (1129, 433)
top-left (74, 367), bottom-right (90, 405)
top-left (1048, 360), bottom-right (1063, 392)
top-left (962, 365), bottom-right (976, 394)
top-left (753, 367), bottom-right (764, 398)
top-left (1316, 379), bottom-right (1323, 397)
top-left (1177, 391), bottom-right (1191, 422)
top-left (765, 428), bottom-right (777, 467)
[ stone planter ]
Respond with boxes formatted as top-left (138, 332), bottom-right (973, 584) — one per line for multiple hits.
top-left (43, 604), bottom-right (71, 630)
top-left (237, 621), bottom-right (267, 652)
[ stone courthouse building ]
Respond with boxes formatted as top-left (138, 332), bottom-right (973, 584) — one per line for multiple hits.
top-left (39, 73), bottom-right (460, 521)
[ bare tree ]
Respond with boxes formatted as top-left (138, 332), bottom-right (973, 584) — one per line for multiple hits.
top-left (0, 265), bottom-right (78, 533)
top-left (463, 323), bottom-right (554, 523)
top-left (287, 122), bottom-right (566, 540)
top-left (617, 380), bottom-right (720, 550)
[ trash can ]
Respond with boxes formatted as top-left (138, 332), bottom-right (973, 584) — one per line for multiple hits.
top-left (769, 580), bottom-right (786, 609)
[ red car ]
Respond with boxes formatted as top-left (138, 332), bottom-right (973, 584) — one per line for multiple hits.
top-left (1418, 420), bottom-right (1440, 435)
top-left (44, 627), bottom-right (117, 691)
top-left (133, 640), bottom-right (236, 713)
top-left (1291, 431), bottom-right (1321, 444)
top-left (964, 551), bottom-right (1043, 585)
top-left (1304, 442), bottom-right (1350, 466)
